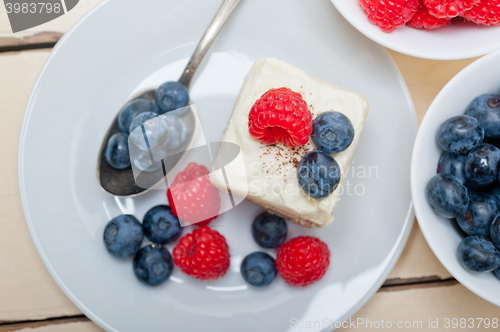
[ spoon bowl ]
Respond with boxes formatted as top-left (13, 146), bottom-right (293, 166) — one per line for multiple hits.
top-left (96, 0), bottom-right (241, 197)
top-left (97, 90), bottom-right (197, 197)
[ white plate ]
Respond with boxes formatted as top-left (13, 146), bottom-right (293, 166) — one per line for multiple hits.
top-left (18, 0), bottom-right (417, 331)
top-left (412, 50), bottom-right (500, 307)
top-left (331, 0), bottom-right (500, 60)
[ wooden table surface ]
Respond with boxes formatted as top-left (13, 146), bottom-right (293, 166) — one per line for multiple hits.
top-left (1, 1), bottom-right (500, 331)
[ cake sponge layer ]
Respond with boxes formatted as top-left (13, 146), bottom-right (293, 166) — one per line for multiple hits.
top-left (210, 58), bottom-right (369, 227)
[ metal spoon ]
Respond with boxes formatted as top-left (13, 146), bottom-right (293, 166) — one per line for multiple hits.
top-left (97, 0), bottom-right (242, 197)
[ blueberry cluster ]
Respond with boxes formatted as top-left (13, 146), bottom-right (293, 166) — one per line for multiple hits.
top-left (104, 81), bottom-right (189, 169)
top-left (240, 211), bottom-right (288, 287)
top-left (298, 111), bottom-right (354, 199)
top-left (426, 93), bottom-right (500, 276)
top-left (103, 205), bottom-right (182, 286)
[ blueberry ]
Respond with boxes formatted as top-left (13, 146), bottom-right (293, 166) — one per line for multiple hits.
top-left (104, 133), bottom-right (130, 169)
top-left (155, 81), bottom-right (189, 114)
top-left (240, 252), bottom-right (277, 287)
top-left (251, 211), bottom-right (288, 249)
top-left (311, 111), bottom-right (354, 154)
top-left (457, 192), bottom-right (499, 237)
top-left (490, 214), bottom-right (500, 251)
top-left (143, 205), bottom-right (182, 245)
top-left (466, 93), bottom-right (500, 138)
top-left (103, 215), bottom-right (143, 257)
top-left (129, 112), bottom-right (158, 134)
top-left (425, 174), bottom-right (469, 218)
top-left (457, 236), bottom-right (500, 272)
top-left (436, 115), bottom-right (484, 154)
top-left (297, 150), bottom-right (341, 199)
top-left (118, 99), bottom-right (159, 134)
top-left (437, 152), bottom-right (467, 184)
top-left (133, 245), bottom-right (174, 286)
top-left (465, 143), bottom-right (500, 189)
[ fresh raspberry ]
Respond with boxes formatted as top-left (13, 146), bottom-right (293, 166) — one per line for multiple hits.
top-left (276, 236), bottom-right (330, 287)
top-left (248, 87), bottom-right (312, 148)
top-left (423, 0), bottom-right (479, 18)
top-left (167, 163), bottom-right (220, 226)
top-left (462, 0), bottom-right (500, 25)
top-left (360, 0), bottom-right (419, 33)
top-left (173, 226), bottom-right (230, 280)
top-left (407, 1), bottom-right (452, 28)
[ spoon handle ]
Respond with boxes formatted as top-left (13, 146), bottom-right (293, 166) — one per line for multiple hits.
top-left (178, 0), bottom-right (242, 89)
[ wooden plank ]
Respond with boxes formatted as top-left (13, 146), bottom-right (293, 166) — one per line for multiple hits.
top-left (388, 50), bottom-right (480, 124)
top-left (386, 222), bottom-right (452, 282)
top-left (0, 316), bottom-right (88, 332)
top-left (382, 278), bottom-right (458, 292)
top-left (0, 195), bottom-right (81, 322)
top-left (0, 50), bottom-right (51, 198)
top-left (341, 284), bottom-right (500, 332)
top-left (0, 32), bottom-right (62, 52)
top-left (2, 320), bottom-right (103, 332)
top-left (0, 51), bottom-right (81, 322)
top-left (2, 283), bottom-right (498, 332)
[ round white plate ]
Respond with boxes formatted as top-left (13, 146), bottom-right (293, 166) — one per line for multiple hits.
top-left (18, 0), bottom-right (417, 331)
top-left (412, 50), bottom-right (500, 308)
top-left (331, 0), bottom-right (500, 60)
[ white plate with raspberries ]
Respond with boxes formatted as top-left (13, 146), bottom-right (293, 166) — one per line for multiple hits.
top-left (18, 0), bottom-right (417, 331)
top-left (332, 0), bottom-right (500, 60)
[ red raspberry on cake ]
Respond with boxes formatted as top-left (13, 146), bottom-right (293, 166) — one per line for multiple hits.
top-left (167, 163), bottom-right (220, 226)
top-left (173, 226), bottom-right (230, 280)
top-left (423, 0), bottom-right (479, 18)
top-left (360, 0), bottom-right (418, 33)
top-left (276, 236), bottom-right (330, 287)
top-left (407, 1), bottom-right (452, 29)
top-left (462, 0), bottom-right (500, 25)
top-left (248, 87), bottom-right (312, 148)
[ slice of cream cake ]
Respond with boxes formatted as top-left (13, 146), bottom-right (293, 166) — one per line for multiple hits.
top-left (209, 58), bottom-right (369, 227)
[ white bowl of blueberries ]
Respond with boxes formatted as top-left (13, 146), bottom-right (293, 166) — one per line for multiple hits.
top-left (412, 49), bottom-right (500, 306)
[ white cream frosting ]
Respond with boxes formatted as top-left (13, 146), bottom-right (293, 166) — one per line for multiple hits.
top-left (210, 58), bottom-right (369, 226)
